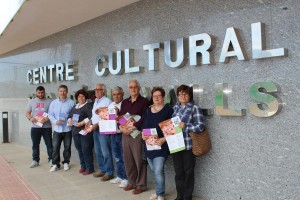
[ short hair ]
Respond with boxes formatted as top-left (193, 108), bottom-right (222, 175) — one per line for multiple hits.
top-left (112, 86), bottom-right (124, 94)
top-left (128, 80), bottom-right (140, 88)
top-left (58, 85), bottom-right (68, 92)
top-left (36, 86), bottom-right (45, 91)
top-left (96, 83), bottom-right (106, 92)
top-left (75, 89), bottom-right (89, 100)
top-left (176, 84), bottom-right (193, 100)
top-left (151, 87), bottom-right (165, 97)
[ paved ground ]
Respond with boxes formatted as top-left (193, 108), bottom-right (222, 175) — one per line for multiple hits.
top-left (0, 143), bottom-right (204, 200)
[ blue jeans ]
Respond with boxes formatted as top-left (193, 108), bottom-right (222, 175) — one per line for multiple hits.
top-left (31, 127), bottom-right (53, 162)
top-left (93, 131), bottom-right (106, 174)
top-left (73, 132), bottom-right (94, 172)
top-left (111, 133), bottom-right (127, 179)
top-left (147, 156), bottom-right (166, 197)
top-left (52, 131), bottom-right (72, 168)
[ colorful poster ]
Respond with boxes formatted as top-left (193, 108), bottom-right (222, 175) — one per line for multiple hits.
top-left (33, 111), bottom-right (48, 127)
top-left (142, 128), bottom-right (161, 150)
top-left (96, 107), bottom-right (117, 134)
top-left (119, 112), bottom-right (141, 138)
top-left (159, 116), bottom-right (185, 153)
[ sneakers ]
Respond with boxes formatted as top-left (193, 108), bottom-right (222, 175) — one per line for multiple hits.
top-left (150, 194), bottom-right (158, 200)
top-left (63, 163), bottom-right (70, 171)
top-left (158, 197), bottom-right (164, 200)
top-left (110, 177), bottom-right (123, 184)
top-left (118, 179), bottom-right (128, 188)
top-left (29, 161), bottom-right (39, 168)
top-left (49, 159), bottom-right (53, 167)
top-left (50, 164), bottom-right (59, 172)
top-left (101, 174), bottom-right (114, 181)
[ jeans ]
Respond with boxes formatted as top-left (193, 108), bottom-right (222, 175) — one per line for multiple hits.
top-left (173, 150), bottom-right (195, 200)
top-left (52, 131), bottom-right (72, 168)
top-left (73, 132), bottom-right (94, 172)
top-left (147, 156), bottom-right (166, 197)
top-left (31, 127), bottom-right (53, 162)
top-left (93, 130), bottom-right (105, 173)
top-left (99, 133), bottom-right (114, 176)
top-left (111, 133), bottom-right (127, 179)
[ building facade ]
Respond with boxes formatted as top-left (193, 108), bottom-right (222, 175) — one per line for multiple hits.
top-left (0, 0), bottom-right (299, 199)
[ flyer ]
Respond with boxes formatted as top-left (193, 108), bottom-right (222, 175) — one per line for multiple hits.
top-left (96, 107), bottom-right (117, 134)
top-left (33, 111), bottom-right (48, 127)
top-left (142, 128), bottom-right (161, 150)
top-left (119, 112), bottom-right (141, 138)
top-left (72, 114), bottom-right (80, 126)
top-left (159, 116), bottom-right (185, 153)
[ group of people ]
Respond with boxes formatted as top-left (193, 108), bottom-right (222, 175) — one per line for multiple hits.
top-left (26, 80), bottom-right (205, 200)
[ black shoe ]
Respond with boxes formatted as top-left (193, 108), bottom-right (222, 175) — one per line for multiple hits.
top-left (174, 197), bottom-right (183, 200)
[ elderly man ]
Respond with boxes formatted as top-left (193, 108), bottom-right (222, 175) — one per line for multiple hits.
top-left (109, 86), bottom-right (128, 188)
top-left (119, 80), bottom-right (149, 194)
top-left (90, 83), bottom-right (114, 181)
top-left (26, 86), bottom-right (53, 168)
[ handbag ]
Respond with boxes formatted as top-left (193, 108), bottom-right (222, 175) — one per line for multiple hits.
top-left (188, 105), bottom-right (211, 156)
top-left (189, 128), bottom-right (211, 156)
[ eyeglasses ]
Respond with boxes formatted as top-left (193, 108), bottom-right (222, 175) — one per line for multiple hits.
top-left (129, 86), bottom-right (139, 89)
top-left (152, 95), bottom-right (162, 98)
top-left (178, 93), bottom-right (189, 97)
top-left (94, 88), bottom-right (104, 91)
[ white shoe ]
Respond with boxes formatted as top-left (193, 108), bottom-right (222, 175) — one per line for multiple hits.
top-left (118, 179), bottom-right (128, 188)
top-left (110, 177), bottom-right (123, 184)
top-left (49, 159), bottom-right (53, 167)
top-left (64, 163), bottom-right (70, 171)
top-left (150, 193), bottom-right (158, 200)
top-left (50, 164), bottom-right (59, 172)
top-left (30, 161), bottom-right (39, 168)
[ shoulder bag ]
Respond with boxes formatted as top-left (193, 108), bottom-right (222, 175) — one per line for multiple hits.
top-left (189, 106), bottom-right (212, 156)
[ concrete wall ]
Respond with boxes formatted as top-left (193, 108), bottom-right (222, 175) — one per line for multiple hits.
top-left (0, 0), bottom-right (299, 199)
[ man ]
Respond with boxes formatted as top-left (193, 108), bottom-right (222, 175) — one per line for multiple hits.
top-left (109, 86), bottom-right (128, 188)
top-left (119, 80), bottom-right (149, 195)
top-left (26, 86), bottom-right (53, 168)
top-left (48, 85), bottom-right (75, 172)
top-left (90, 83), bottom-right (114, 181)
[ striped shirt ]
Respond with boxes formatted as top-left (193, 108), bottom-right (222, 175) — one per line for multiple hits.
top-left (172, 100), bottom-right (205, 150)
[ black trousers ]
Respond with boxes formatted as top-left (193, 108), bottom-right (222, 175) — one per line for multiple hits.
top-left (173, 149), bottom-right (195, 200)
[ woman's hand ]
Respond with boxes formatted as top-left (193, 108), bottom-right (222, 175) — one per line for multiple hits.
top-left (179, 122), bottom-right (185, 129)
top-left (155, 138), bottom-right (166, 146)
top-left (75, 121), bottom-right (84, 127)
top-left (141, 133), bottom-right (149, 141)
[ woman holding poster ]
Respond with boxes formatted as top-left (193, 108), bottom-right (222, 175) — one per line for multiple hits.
top-left (67, 89), bottom-right (94, 175)
top-left (172, 85), bottom-right (205, 200)
top-left (141, 87), bottom-right (173, 200)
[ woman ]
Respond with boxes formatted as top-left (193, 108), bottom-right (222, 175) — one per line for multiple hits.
top-left (141, 87), bottom-right (173, 200)
top-left (172, 85), bottom-right (205, 200)
top-left (67, 89), bottom-right (94, 175)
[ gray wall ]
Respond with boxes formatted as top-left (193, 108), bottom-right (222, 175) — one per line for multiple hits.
top-left (0, 0), bottom-right (299, 199)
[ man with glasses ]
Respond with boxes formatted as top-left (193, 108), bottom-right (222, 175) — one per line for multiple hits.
top-left (119, 80), bottom-right (149, 195)
top-left (89, 83), bottom-right (114, 181)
